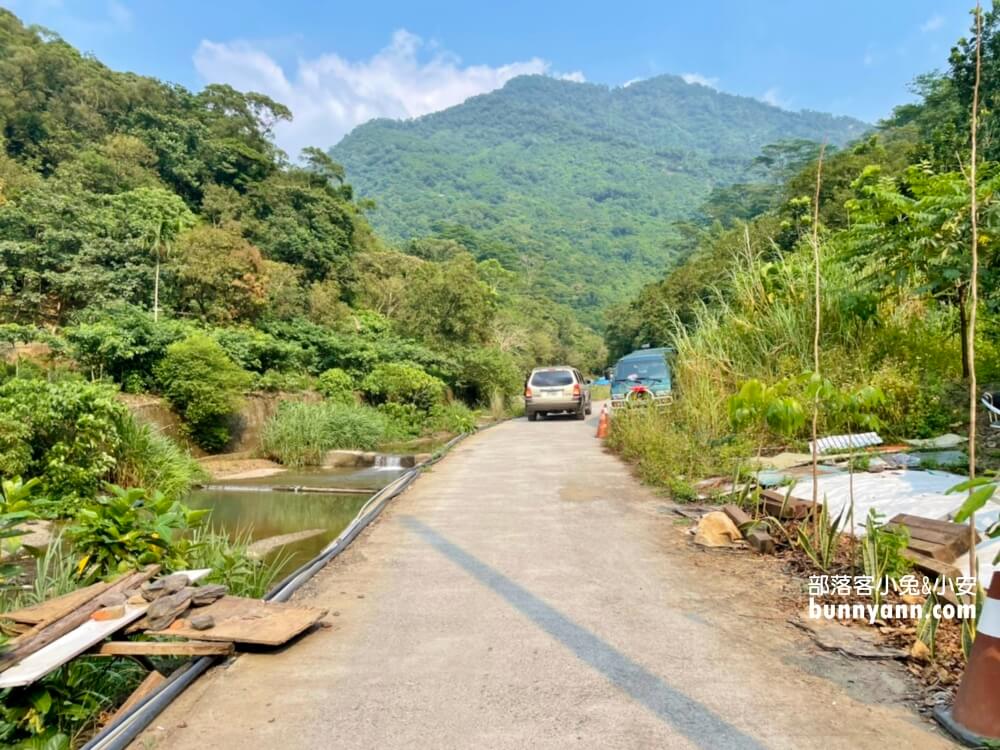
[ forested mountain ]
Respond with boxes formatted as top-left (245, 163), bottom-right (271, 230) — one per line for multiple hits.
top-left (0, 8), bottom-right (605, 413)
top-left (331, 74), bottom-right (868, 323)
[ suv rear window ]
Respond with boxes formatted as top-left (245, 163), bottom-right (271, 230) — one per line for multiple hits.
top-left (530, 370), bottom-right (575, 387)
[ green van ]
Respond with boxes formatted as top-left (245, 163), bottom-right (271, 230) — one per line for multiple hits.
top-left (609, 347), bottom-right (674, 410)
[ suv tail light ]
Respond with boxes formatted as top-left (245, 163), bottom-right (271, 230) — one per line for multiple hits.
top-left (573, 383), bottom-right (581, 398)
top-left (524, 386), bottom-right (533, 399)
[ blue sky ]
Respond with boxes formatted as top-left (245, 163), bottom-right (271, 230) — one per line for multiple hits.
top-left (3, 0), bottom-right (976, 155)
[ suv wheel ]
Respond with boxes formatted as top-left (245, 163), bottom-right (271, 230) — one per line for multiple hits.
top-left (528, 411), bottom-right (538, 422)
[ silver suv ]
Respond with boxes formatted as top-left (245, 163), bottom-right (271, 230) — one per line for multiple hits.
top-left (524, 367), bottom-right (592, 421)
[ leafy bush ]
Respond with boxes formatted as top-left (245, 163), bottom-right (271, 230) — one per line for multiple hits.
top-left (252, 369), bottom-right (315, 393)
top-left (868, 362), bottom-right (955, 439)
top-left (452, 347), bottom-right (522, 406)
top-left (64, 304), bottom-right (194, 387)
top-left (155, 334), bottom-right (251, 451)
top-left (0, 657), bottom-right (144, 749)
top-left (427, 402), bottom-right (477, 434)
top-left (261, 402), bottom-right (386, 466)
top-left (110, 414), bottom-right (206, 501)
top-left (211, 326), bottom-right (310, 373)
top-left (316, 367), bottom-right (356, 404)
top-left (67, 484), bottom-right (207, 580)
top-left (378, 402), bottom-right (425, 440)
top-left (361, 362), bottom-right (444, 411)
top-left (0, 377), bottom-right (126, 506)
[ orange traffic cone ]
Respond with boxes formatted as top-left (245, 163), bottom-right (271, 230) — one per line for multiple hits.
top-left (935, 571), bottom-right (1000, 744)
top-left (595, 405), bottom-right (609, 439)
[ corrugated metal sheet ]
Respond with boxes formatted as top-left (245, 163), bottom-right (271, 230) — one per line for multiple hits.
top-left (808, 432), bottom-right (882, 454)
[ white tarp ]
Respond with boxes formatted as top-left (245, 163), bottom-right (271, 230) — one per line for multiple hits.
top-left (789, 469), bottom-right (1000, 579)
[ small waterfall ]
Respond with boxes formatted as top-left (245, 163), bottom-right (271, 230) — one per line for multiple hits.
top-left (373, 454), bottom-right (403, 470)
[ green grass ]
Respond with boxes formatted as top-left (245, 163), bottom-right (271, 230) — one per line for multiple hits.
top-left (261, 401), bottom-right (387, 467)
top-left (112, 414), bottom-right (206, 501)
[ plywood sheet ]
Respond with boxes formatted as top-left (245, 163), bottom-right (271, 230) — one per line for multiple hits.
top-left (148, 596), bottom-right (326, 646)
top-left (1, 581), bottom-right (112, 625)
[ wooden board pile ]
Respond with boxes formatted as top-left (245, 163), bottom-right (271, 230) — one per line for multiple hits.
top-left (0, 565), bottom-right (327, 689)
top-left (886, 513), bottom-right (980, 582)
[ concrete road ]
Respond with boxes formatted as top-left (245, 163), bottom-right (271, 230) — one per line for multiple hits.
top-left (139, 411), bottom-right (955, 749)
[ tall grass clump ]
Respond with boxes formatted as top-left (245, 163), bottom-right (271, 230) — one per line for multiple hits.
top-left (112, 413), bottom-right (206, 500)
top-left (607, 230), bottom-right (956, 491)
top-left (261, 401), bottom-right (386, 466)
top-left (175, 526), bottom-right (289, 598)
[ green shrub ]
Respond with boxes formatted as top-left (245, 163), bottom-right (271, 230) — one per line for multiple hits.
top-left (110, 414), bottom-right (206, 502)
top-left (317, 367), bottom-right (356, 404)
top-left (261, 402), bottom-right (386, 466)
top-left (64, 304), bottom-right (195, 386)
top-left (155, 334), bottom-right (251, 451)
top-left (452, 347), bottom-right (521, 405)
top-left (361, 362), bottom-right (444, 411)
top-left (67, 484), bottom-right (207, 580)
top-left (0, 377), bottom-right (126, 506)
top-left (211, 326), bottom-right (310, 373)
top-left (378, 402), bottom-right (426, 440)
top-left (868, 362), bottom-right (955, 439)
top-left (253, 369), bottom-right (315, 393)
top-left (428, 402), bottom-right (477, 434)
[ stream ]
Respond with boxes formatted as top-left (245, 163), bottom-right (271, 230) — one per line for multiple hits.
top-left (186, 460), bottom-right (408, 576)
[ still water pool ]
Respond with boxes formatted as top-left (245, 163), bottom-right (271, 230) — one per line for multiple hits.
top-left (186, 464), bottom-right (406, 575)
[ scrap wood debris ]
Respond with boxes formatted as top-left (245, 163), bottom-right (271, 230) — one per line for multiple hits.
top-left (0, 567), bottom-right (327, 689)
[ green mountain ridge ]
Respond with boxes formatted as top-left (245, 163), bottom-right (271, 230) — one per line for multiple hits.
top-left (331, 74), bottom-right (868, 325)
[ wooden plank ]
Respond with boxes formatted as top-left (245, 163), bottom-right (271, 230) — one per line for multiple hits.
top-left (0, 568), bottom-right (210, 689)
top-left (904, 537), bottom-right (957, 563)
top-left (721, 504), bottom-right (776, 554)
top-left (889, 513), bottom-right (980, 539)
top-left (1, 581), bottom-right (113, 625)
top-left (147, 596), bottom-right (327, 646)
top-left (902, 549), bottom-right (961, 581)
top-left (94, 639), bottom-right (234, 657)
top-left (760, 490), bottom-right (816, 520)
top-left (888, 513), bottom-right (979, 562)
top-left (105, 670), bottom-right (166, 726)
top-left (0, 566), bottom-right (160, 673)
top-left (721, 504), bottom-right (753, 527)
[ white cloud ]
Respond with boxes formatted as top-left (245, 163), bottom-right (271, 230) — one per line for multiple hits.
top-left (681, 72), bottom-right (719, 89)
top-left (921, 14), bottom-right (944, 32)
top-left (760, 87), bottom-right (790, 109)
top-left (622, 77), bottom-right (643, 88)
top-left (194, 30), bottom-right (579, 155)
top-left (558, 71), bottom-right (586, 83)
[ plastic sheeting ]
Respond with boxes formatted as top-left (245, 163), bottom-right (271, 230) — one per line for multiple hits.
top-left (790, 469), bottom-right (1000, 580)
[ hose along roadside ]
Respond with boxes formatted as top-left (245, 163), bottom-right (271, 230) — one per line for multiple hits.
top-left (82, 429), bottom-right (477, 750)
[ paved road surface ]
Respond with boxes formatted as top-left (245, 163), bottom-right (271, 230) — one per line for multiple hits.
top-left (140, 411), bottom-right (955, 749)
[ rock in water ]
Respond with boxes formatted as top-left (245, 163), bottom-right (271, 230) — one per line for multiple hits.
top-left (146, 587), bottom-right (195, 630)
top-left (191, 584), bottom-right (227, 606)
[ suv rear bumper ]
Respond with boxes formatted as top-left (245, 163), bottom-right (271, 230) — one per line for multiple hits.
top-left (526, 399), bottom-right (581, 414)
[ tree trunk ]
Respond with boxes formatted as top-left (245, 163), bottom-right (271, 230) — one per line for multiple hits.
top-left (958, 284), bottom-right (970, 380)
top-left (154, 256), bottom-right (160, 322)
